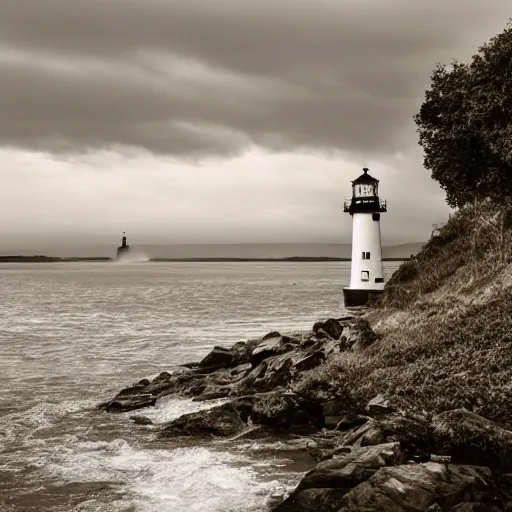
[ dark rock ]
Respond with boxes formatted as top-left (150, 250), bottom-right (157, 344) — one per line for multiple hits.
top-left (250, 336), bottom-right (283, 367)
top-left (273, 488), bottom-right (349, 512)
top-left (273, 443), bottom-right (405, 511)
top-left (191, 388), bottom-right (232, 401)
top-left (151, 371), bottom-right (173, 384)
top-left (281, 335), bottom-right (301, 345)
top-left (335, 413), bottom-right (369, 432)
top-left (159, 402), bottom-right (247, 438)
top-left (262, 331), bottom-right (282, 341)
top-left (432, 408), bottom-right (512, 470)
top-left (232, 360), bottom-right (270, 395)
top-left (338, 414), bottom-right (432, 450)
top-left (229, 341), bottom-right (251, 366)
top-left (298, 442), bottom-right (405, 490)
top-left (114, 381), bottom-right (149, 399)
top-left (251, 394), bottom-right (298, 429)
top-left (313, 319), bottom-right (343, 340)
top-left (198, 346), bottom-right (234, 373)
top-left (130, 415), bottom-right (153, 425)
top-left (294, 351), bottom-right (326, 372)
top-left (180, 362), bottom-right (199, 369)
top-left (338, 463), bottom-right (493, 511)
top-left (230, 362), bottom-right (252, 378)
top-left (137, 378), bottom-right (150, 386)
top-left (104, 394), bottom-right (157, 413)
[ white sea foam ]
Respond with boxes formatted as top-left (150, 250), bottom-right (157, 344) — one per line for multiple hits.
top-left (130, 396), bottom-right (229, 425)
top-left (114, 252), bottom-right (150, 264)
top-left (47, 440), bottom-right (294, 512)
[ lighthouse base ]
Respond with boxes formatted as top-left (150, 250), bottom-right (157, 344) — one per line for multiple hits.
top-left (343, 288), bottom-right (383, 308)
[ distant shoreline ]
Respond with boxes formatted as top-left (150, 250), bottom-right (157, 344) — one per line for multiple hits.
top-left (0, 255), bottom-right (409, 263)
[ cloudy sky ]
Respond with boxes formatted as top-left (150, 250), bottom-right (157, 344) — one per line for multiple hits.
top-left (0, 0), bottom-right (510, 252)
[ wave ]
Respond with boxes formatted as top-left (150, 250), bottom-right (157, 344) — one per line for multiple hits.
top-left (114, 252), bottom-right (150, 264)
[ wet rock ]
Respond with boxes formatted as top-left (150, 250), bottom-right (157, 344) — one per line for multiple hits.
top-left (338, 463), bottom-right (493, 511)
top-left (273, 443), bottom-right (406, 511)
top-left (159, 402), bottom-right (247, 438)
top-left (250, 336), bottom-right (283, 367)
top-left (313, 319), bottom-right (343, 340)
top-left (230, 362), bottom-right (252, 378)
top-left (103, 394), bottom-right (157, 413)
top-left (432, 408), bottom-right (512, 470)
top-left (263, 354), bottom-right (296, 390)
top-left (262, 331), bottom-right (282, 341)
top-left (231, 360), bottom-right (270, 395)
top-left (273, 488), bottom-right (349, 512)
top-left (198, 346), bottom-right (234, 373)
top-left (248, 437), bottom-right (320, 455)
top-left (130, 415), bottom-right (153, 425)
top-left (191, 388), bottom-right (232, 401)
top-left (298, 442), bottom-right (406, 490)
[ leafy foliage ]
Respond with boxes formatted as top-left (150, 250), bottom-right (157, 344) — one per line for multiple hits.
top-left (415, 21), bottom-right (512, 207)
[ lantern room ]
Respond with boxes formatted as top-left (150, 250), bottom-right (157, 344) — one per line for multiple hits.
top-left (343, 168), bottom-right (387, 215)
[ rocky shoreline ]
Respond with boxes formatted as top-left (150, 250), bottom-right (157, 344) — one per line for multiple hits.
top-left (99, 312), bottom-right (512, 511)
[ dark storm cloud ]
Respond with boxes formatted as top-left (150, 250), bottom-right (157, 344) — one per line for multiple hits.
top-left (0, 0), bottom-right (509, 156)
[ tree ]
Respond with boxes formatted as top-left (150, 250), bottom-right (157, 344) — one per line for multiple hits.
top-left (415, 21), bottom-right (512, 208)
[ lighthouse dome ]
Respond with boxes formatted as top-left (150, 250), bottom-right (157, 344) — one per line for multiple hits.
top-left (352, 167), bottom-right (379, 186)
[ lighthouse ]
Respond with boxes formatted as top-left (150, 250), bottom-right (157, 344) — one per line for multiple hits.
top-left (116, 232), bottom-right (130, 259)
top-left (342, 167), bottom-right (387, 307)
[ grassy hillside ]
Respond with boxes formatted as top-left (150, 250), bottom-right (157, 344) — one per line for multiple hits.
top-left (297, 201), bottom-right (512, 425)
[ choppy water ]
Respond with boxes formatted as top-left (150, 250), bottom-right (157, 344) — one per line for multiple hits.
top-left (0, 261), bottom-right (401, 512)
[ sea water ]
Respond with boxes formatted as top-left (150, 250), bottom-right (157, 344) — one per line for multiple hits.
top-left (0, 261), bottom-right (401, 512)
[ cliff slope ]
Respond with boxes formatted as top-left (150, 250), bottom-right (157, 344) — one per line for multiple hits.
top-left (298, 201), bottom-right (512, 424)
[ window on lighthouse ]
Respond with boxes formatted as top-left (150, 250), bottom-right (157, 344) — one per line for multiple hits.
top-left (361, 271), bottom-right (369, 281)
top-left (355, 184), bottom-right (376, 197)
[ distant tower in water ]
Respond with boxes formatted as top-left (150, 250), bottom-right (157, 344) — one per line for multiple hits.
top-left (342, 168), bottom-right (387, 307)
top-left (116, 232), bottom-right (130, 259)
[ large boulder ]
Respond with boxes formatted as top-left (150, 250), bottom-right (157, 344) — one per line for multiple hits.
top-left (158, 402), bottom-right (248, 438)
top-left (313, 319), bottom-right (344, 340)
top-left (197, 346), bottom-right (235, 373)
top-left (197, 341), bottom-right (252, 373)
top-left (273, 443), bottom-right (405, 511)
top-left (251, 394), bottom-right (324, 432)
top-left (433, 408), bottom-right (512, 470)
top-left (250, 335), bottom-right (283, 367)
top-left (337, 414), bottom-right (432, 451)
top-left (338, 463), bottom-right (494, 511)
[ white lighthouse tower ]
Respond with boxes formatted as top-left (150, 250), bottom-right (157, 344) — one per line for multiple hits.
top-left (342, 167), bottom-right (387, 307)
